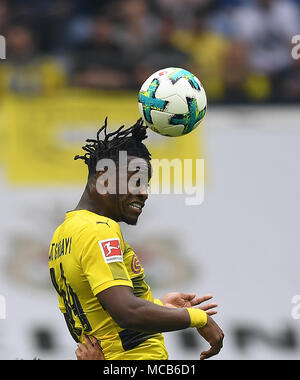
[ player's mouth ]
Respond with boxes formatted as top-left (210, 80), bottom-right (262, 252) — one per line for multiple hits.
top-left (128, 201), bottom-right (144, 214)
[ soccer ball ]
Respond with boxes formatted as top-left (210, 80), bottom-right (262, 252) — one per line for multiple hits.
top-left (138, 67), bottom-right (207, 137)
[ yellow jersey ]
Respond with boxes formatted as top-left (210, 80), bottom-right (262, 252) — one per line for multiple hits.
top-left (48, 209), bottom-right (168, 360)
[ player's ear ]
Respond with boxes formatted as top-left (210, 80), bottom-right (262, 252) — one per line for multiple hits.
top-left (95, 170), bottom-right (115, 196)
top-left (87, 171), bottom-right (103, 195)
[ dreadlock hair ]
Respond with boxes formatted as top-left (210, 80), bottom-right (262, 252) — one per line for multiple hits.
top-left (74, 117), bottom-right (151, 178)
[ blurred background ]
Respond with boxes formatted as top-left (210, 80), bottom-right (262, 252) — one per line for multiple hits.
top-left (0, 0), bottom-right (300, 360)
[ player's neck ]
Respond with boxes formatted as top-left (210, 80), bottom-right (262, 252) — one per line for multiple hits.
top-left (74, 189), bottom-right (120, 221)
top-left (75, 190), bottom-right (102, 215)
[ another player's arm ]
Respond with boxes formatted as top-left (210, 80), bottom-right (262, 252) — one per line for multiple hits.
top-left (97, 285), bottom-right (224, 359)
top-left (76, 335), bottom-right (105, 360)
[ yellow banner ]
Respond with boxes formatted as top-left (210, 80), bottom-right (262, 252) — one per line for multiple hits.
top-left (2, 90), bottom-right (205, 185)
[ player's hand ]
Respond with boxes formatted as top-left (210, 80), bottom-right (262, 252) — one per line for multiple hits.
top-left (160, 293), bottom-right (218, 315)
top-left (75, 335), bottom-right (105, 360)
top-left (197, 315), bottom-right (224, 360)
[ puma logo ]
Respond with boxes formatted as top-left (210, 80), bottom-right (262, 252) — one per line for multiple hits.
top-left (96, 220), bottom-right (110, 227)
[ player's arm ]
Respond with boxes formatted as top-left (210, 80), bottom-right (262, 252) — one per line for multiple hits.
top-left (97, 285), bottom-right (224, 359)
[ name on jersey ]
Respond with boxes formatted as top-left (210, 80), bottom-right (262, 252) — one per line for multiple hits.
top-left (49, 237), bottom-right (72, 261)
top-left (98, 238), bottom-right (123, 264)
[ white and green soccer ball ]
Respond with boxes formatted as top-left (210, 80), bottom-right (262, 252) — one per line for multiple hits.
top-left (138, 67), bottom-right (207, 137)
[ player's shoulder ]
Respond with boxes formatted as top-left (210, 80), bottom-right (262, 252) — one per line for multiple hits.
top-left (65, 210), bottom-right (121, 235)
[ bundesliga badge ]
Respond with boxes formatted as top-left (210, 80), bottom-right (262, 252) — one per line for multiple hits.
top-left (99, 238), bottom-right (123, 263)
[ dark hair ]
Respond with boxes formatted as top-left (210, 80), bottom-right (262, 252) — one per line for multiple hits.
top-left (74, 117), bottom-right (151, 177)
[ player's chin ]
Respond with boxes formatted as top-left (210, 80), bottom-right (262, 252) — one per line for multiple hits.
top-left (122, 206), bottom-right (143, 225)
top-left (123, 216), bottom-right (139, 225)
top-left (120, 212), bottom-right (139, 225)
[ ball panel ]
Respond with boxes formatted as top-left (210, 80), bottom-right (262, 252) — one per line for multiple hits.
top-left (155, 79), bottom-right (177, 99)
top-left (149, 109), bottom-right (173, 130)
top-left (164, 94), bottom-right (188, 114)
top-left (167, 68), bottom-right (201, 92)
top-left (194, 88), bottom-right (207, 112)
top-left (175, 79), bottom-right (200, 103)
top-left (138, 78), bottom-right (169, 124)
top-left (161, 123), bottom-right (185, 137)
top-left (148, 109), bottom-right (185, 137)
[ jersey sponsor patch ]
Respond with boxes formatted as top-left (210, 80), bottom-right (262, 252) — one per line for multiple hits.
top-left (99, 238), bottom-right (123, 263)
top-left (131, 254), bottom-right (142, 274)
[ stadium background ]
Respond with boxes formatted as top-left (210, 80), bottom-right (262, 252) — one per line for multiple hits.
top-left (0, 0), bottom-right (299, 360)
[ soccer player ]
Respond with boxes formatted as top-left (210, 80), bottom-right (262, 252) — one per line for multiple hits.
top-left (48, 118), bottom-right (224, 360)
